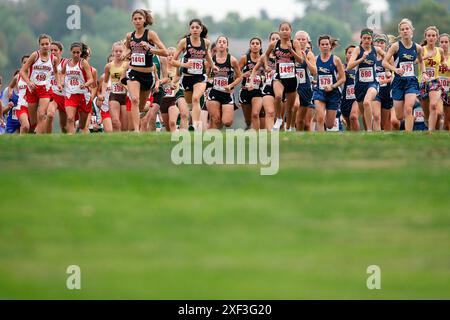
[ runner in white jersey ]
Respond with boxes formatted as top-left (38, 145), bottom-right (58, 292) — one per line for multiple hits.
top-left (19, 34), bottom-right (60, 134)
top-left (46, 41), bottom-right (68, 133)
top-left (96, 72), bottom-right (113, 133)
top-left (62, 42), bottom-right (94, 134)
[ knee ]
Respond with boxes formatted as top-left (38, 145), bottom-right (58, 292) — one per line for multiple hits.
top-left (47, 110), bottom-right (55, 119)
top-left (405, 106), bottom-right (413, 115)
top-left (363, 100), bottom-right (371, 109)
top-left (350, 113), bottom-right (359, 123)
top-left (316, 114), bottom-right (325, 124)
top-left (169, 120), bottom-right (177, 129)
top-left (112, 119), bottom-right (121, 128)
top-left (192, 95), bottom-right (201, 104)
top-left (266, 110), bottom-right (275, 119)
top-left (251, 111), bottom-right (260, 120)
top-left (373, 113), bottom-right (381, 123)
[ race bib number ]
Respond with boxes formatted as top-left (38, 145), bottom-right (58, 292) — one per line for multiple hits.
top-left (248, 75), bottom-right (261, 89)
top-left (297, 68), bottom-right (306, 84)
top-left (377, 72), bottom-right (387, 87)
top-left (188, 59), bottom-right (203, 75)
top-left (69, 78), bottom-right (80, 87)
top-left (346, 85), bottom-right (355, 100)
top-left (438, 77), bottom-right (450, 91)
top-left (163, 84), bottom-right (175, 97)
top-left (213, 76), bottom-right (228, 91)
top-left (112, 83), bottom-right (126, 94)
top-left (400, 62), bottom-right (414, 77)
top-left (319, 75), bottom-right (333, 90)
top-left (414, 107), bottom-right (425, 123)
top-left (35, 73), bottom-right (47, 83)
top-left (279, 63), bottom-right (295, 79)
top-left (131, 53), bottom-right (146, 66)
top-left (359, 67), bottom-right (374, 83)
top-left (426, 67), bottom-right (435, 79)
top-left (265, 71), bottom-right (274, 85)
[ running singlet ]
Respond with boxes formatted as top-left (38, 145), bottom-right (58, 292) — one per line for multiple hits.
top-left (212, 54), bottom-right (234, 92)
top-left (64, 60), bottom-right (88, 96)
top-left (419, 46), bottom-right (441, 82)
top-left (376, 59), bottom-right (390, 88)
top-left (274, 40), bottom-right (296, 79)
top-left (356, 45), bottom-right (377, 83)
top-left (17, 76), bottom-right (29, 108)
top-left (438, 54), bottom-right (450, 92)
top-left (265, 56), bottom-right (276, 86)
top-left (394, 41), bottom-right (419, 78)
top-left (110, 61), bottom-right (127, 94)
top-left (182, 36), bottom-right (207, 76)
top-left (29, 51), bottom-right (54, 89)
top-left (343, 68), bottom-right (356, 100)
top-left (316, 55), bottom-right (338, 90)
top-left (242, 53), bottom-right (262, 89)
top-left (51, 58), bottom-right (67, 96)
top-left (129, 29), bottom-right (154, 68)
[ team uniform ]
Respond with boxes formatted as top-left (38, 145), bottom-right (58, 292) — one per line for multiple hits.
top-left (161, 66), bottom-right (184, 114)
top-left (295, 50), bottom-right (314, 108)
top-left (239, 53), bottom-right (263, 104)
top-left (391, 41), bottom-right (420, 101)
top-left (1, 88), bottom-right (20, 134)
top-left (152, 54), bottom-right (166, 108)
top-left (109, 61), bottom-right (128, 105)
top-left (375, 59), bottom-right (393, 109)
top-left (354, 45), bottom-right (379, 102)
top-left (180, 36), bottom-right (208, 91)
top-left (313, 55), bottom-right (342, 110)
top-left (50, 58), bottom-right (68, 113)
top-left (64, 60), bottom-right (91, 113)
top-left (207, 54), bottom-right (235, 105)
top-left (262, 56), bottom-right (276, 97)
top-left (25, 51), bottom-right (55, 103)
top-left (419, 46), bottom-right (442, 100)
top-left (273, 40), bottom-right (298, 93)
top-left (126, 29), bottom-right (155, 91)
top-left (340, 67), bottom-right (356, 119)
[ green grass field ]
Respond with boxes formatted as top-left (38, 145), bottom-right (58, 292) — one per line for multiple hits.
top-left (1, 132), bottom-right (450, 299)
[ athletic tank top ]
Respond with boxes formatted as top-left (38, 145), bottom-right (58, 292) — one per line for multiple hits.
top-left (50, 58), bottom-right (67, 96)
top-left (419, 46), bottom-right (441, 82)
top-left (17, 76), bottom-right (29, 107)
top-left (438, 53), bottom-right (450, 91)
top-left (394, 41), bottom-right (418, 79)
top-left (130, 29), bottom-right (154, 68)
top-left (211, 54), bottom-right (234, 92)
top-left (356, 45), bottom-right (377, 84)
top-left (152, 55), bottom-right (161, 79)
top-left (296, 49), bottom-right (311, 87)
top-left (163, 66), bottom-right (179, 98)
top-left (274, 40), bottom-right (296, 79)
top-left (242, 53), bottom-right (262, 89)
top-left (182, 36), bottom-right (207, 76)
top-left (343, 67), bottom-right (356, 100)
top-left (64, 60), bottom-right (88, 95)
top-left (29, 51), bottom-right (54, 88)
top-left (110, 61), bottom-right (127, 94)
top-left (316, 54), bottom-right (338, 90)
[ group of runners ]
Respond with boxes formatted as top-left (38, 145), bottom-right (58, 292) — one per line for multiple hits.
top-left (1, 10), bottom-right (449, 134)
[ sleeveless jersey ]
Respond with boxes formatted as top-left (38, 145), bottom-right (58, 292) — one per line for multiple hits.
top-left (356, 45), bottom-right (377, 84)
top-left (376, 59), bottom-right (391, 89)
top-left (17, 76), bottom-right (29, 107)
top-left (110, 61), bottom-right (127, 94)
top-left (438, 53), bottom-right (450, 92)
top-left (182, 36), bottom-right (207, 76)
top-left (419, 46), bottom-right (441, 82)
top-left (29, 51), bottom-right (54, 89)
top-left (296, 49), bottom-right (311, 87)
top-left (394, 41), bottom-right (418, 79)
top-left (51, 58), bottom-right (67, 96)
top-left (64, 60), bottom-right (88, 95)
top-left (130, 29), bottom-right (154, 68)
top-left (264, 56), bottom-right (276, 86)
top-left (212, 54), bottom-right (234, 92)
top-left (274, 40), bottom-right (296, 79)
top-left (343, 67), bottom-right (356, 100)
top-left (316, 55), bottom-right (338, 90)
top-left (242, 53), bottom-right (262, 89)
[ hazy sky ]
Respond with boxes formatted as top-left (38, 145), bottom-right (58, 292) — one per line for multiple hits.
top-left (145, 0), bottom-right (388, 20)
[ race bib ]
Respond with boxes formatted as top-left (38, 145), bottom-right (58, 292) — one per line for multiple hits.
top-left (319, 75), bottom-right (333, 90)
top-left (438, 77), bottom-right (450, 91)
top-left (377, 72), bottom-right (387, 87)
top-left (346, 85), bottom-right (355, 100)
top-left (163, 84), bottom-right (175, 97)
top-left (248, 75), bottom-right (261, 89)
top-left (112, 83), bottom-right (126, 94)
top-left (34, 73), bottom-right (47, 84)
top-left (414, 107), bottom-right (425, 123)
top-left (297, 68), bottom-right (306, 84)
top-left (213, 76), bottom-right (228, 91)
top-left (359, 67), bottom-right (374, 83)
top-left (188, 58), bottom-right (203, 75)
top-left (400, 62), bottom-right (414, 77)
top-left (265, 71), bottom-right (274, 85)
top-left (69, 77), bottom-right (80, 88)
top-left (425, 67), bottom-right (435, 79)
top-left (131, 53), bottom-right (146, 66)
top-left (279, 63), bottom-right (295, 79)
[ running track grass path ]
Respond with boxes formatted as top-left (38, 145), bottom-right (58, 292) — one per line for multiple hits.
top-left (0, 132), bottom-right (449, 299)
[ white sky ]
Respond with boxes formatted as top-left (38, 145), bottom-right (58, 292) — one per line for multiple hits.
top-left (144, 0), bottom-right (388, 20)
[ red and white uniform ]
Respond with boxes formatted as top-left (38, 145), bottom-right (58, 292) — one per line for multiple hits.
top-left (100, 80), bottom-right (112, 120)
top-left (51, 58), bottom-right (68, 112)
top-left (26, 51), bottom-right (55, 103)
top-left (64, 60), bottom-right (90, 113)
top-left (15, 76), bottom-right (30, 119)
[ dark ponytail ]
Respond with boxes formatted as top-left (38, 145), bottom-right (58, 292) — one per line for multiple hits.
top-left (132, 9), bottom-right (154, 27)
top-left (247, 37), bottom-right (263, 55)
top-left (70, 42), bottom-right (89, 59)
top-left (189, 19), bottom-right (208, 39)
top-left (318, 35), bottom-right (339, 50)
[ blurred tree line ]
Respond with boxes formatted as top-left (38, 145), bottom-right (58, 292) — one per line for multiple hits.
top-left (1, 0), bottom-right (450, 82)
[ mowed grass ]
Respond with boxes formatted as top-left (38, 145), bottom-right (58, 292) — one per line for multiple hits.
top-left (0, 132), bottom-right (449, 299)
